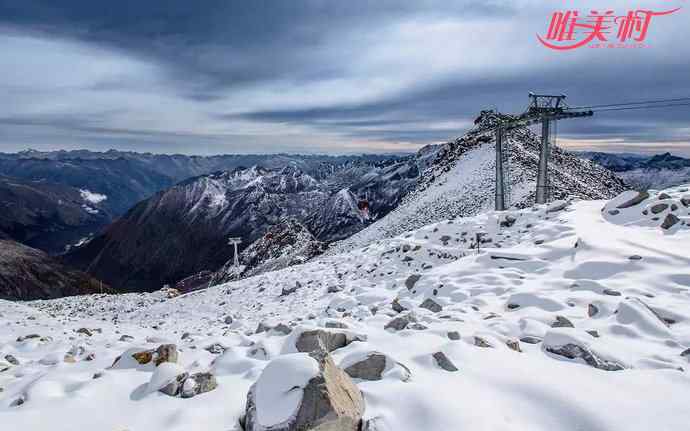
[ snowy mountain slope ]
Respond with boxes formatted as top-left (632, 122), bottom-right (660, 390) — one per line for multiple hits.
top-left (580, 151), bottom-right (690, 190)
top-left (329, 112), bottom-right (626, 255)
top-left (2, 186), bottom-right (689, 430)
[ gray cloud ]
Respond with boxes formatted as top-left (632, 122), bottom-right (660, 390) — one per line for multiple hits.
top-left (0, 0), bottom-right (688, 155)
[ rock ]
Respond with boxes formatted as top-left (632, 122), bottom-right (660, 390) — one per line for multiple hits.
top-left (408, 323), bottom-right (428, 330)
top-left (506, 339), bottom-right (522, 352)
top-left (132, 350), bottom-right (154, 365)
top-left (295, 329), bottom-right (362, 353)
top-left (603, 288), bottom-right (621, 296)
top-left (608, 209), bottom-right (620, 216)
top-left (650, 203), bottom-right (668, 214)
top-left (362, 417), bottom-right (389, 431)
top-left (432, 352), bottom-right (458, 372)
top-left (658, 192), bottom-right (672, 200)
top-left (474, 336), bottom-right (493, 348)
top-left (588, 304), bottom-right (599, 317)
top-left (244, 351), bottom-right (364, 431)
top-left (546, 201), bottom-right (568, 213)
top-left (16, 334), bottom-right (40, 342)
top-left (160, 371), bottom-right (189, 396)
top-left (419, 298), bottom-right (442, 313)
top-left (4, 354), bottom-right (19, 365)
top-left (551, 316), bottom-right (574, 328)
top-left (255, 322), bottom-right (272, 334)
top-left (119, 335), bottom-right (134, 342)
top-left (76, 327), bottom-right (93, 336)
top-left (93, 371), bottom-right (105, 379)
top-left (204, 343), bottom-right (227, 354)
top-left (344, 353), bottom-right (387, 380)
top-left (281, 283), bottom-right (299, 296)
top-left (181, 372), bottom-right (218, 398)
top-left (545, 343), bottom-right (624, 371)
top-left (404, 274), bottom-right (422, 290)
top-left (520, 336), bottom-right (542, 344)
top-left (391, 298), bottom-right (406, 313)
top-left (384, 313), bottom-right (417, 331)
top-left (681, 348), bottom-right (690, 357)
top-left (327, 285), bottom-right (343, 293)
top-left (324, 320), bottom-right (349, 329)
top-left (10, 395), bottom-right (25, 407)
top-left (506, 303), bottom-right (520, 310)
top-left (628, 255), bottom-right (642, 260)
top-left (616, 191), bottom-right (649, 209)
top-left (447, 331), bottom-right (461, 341)
top-left (586, 330), bottom-right (600, 338)
top-left (155, 344), bottom-right (178, 366)
top-left (223, 315), bottom-right (234, 324)
top-left (272, 323), bottom-right (293, 335)
top-left (681, 197), bottom-right (690, 207)
top-left (150, 362), bottom-right (187, 394)
top-left (661, 213), bottom-right (680, 230)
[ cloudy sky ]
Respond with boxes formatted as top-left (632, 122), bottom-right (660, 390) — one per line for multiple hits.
top-left (1, 0), bottom-right (689, 155)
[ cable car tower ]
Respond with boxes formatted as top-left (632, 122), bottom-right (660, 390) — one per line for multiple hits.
top-left (494, 93), bottom-right (594, 210)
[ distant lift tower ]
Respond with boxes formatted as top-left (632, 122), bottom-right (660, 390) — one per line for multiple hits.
top-left (227, 237), bottom-right (242, 268)
top-left (492, 93), bottom-right (594, 210)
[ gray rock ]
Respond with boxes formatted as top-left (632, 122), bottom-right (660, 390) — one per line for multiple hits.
top-left (551, 315), bottom-right (574, 328)
top-left (661, 213), bottom-right (680, 230)
top-left (223, 315), bottom-right (234, 324)
top-left (603, 288), bottom-right (621, 296)
top-left (650, 203), bottom-right (668, 214)
top-left (204, 343), bottom-right (227, 354)
top-left (586, 330), bottom-right (600, 338)
top-left (506, 339), bottom-right (522, 352)
top-left (296, 329), bottom-right (362, 353)
top-left (474, 336), bottom-right (493, 348)
top-left (10, 395), bottom-right (25, 407)
top-left (180, 372), bottom-right (218, 398)
top-left (681, 348), bottom-right (690, 357)
top-left (244, 350), bottom-right (364, 431)
top-left (76, 327), bottom-right (93, 336)
top-left (616, 191), bottom-right (649, 209)
top-left (520, 336), bottom-right (542, 344)
top-left (405, 274), bottom-right (422, 290)
top-left (391, 298), bottom-right (406, 313)
top-left (419, 298), bottom-right (442, 313)
top-left (16, 334), bottom-right (40, 342)
top-left (272, 323), bottom-right (293, 335)
top-left (628, 255), bottom-right (642, 261)
top-left (324, 321), bottom-right (349, 329)
top-left (384, 313), bottom-right (417, 331)
top-left (119, 334), bottom-right (134, 342)
top-left (155, 344), bottom-right (178, 366)
top-left (281, 285), bottom-right (298, 296)
top-left (588, 304), bottom-right (599, 317)
top-left (432, 352), bottom-right (458, 372)
top-left (447, 331), bottom-right (461, 341)
top-left (160, 371), bottom-right (189, 396)
top-left (4, 354), bottom-right (19, 366)
top-left (545, 343), bottom-right (625, 371)
top-left (344, 353), bottom-right (387, 381)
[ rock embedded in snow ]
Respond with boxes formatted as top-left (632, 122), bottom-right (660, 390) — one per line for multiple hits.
top-left (506, 339), bottom-right (522, 352)
top-left (404, 274), bottom-right (422, 290)
top-left (661, 213), bottom-right (680, 230)
top-left (543, 330), bottom-right (625, 371)
top-left (551, 315), bottom-right (574, 328)
top-left (154, 344), bottom-right (178, 366)
top-left (419, 298), bottom-right (442, 313)
top-left (76, 327), bottom-right (93, 336)
top-left (384, 312), bottom-right (417, 331)
top-left (5, 354), bottom-right (19, 365)
top-left (520, 336), bottom-right (542, 344)
top-left (615, 190), bottom-right (649, 209)
top-left (344, 352), bottom-right (387, 381)
top-left (149, 362), bottom-right (187, 394)
top-left (588, 304), bottom-right (599, 317)
top-left (244, 350), bottom-right (364, 431)
top-left (295, 329), bottom-right (362, 353)
top-left (474, 336), bottom-right (493, 348)
top-left (432, 352), bottom-right (458, 372)
top-left (391, 298), bottom-right (406, 313)
top-left (447, 331), bottom-right (461, 341)
top-left (181, 372), bottom-right (218, 398)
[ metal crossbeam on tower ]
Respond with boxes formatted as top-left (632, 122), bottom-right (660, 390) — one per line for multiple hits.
top-left (491, 93), bottom-right (594, 210)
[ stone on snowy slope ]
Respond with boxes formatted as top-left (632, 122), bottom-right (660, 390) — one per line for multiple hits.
top-left (650, 203), bottom-right (668, 214)
top-left (295, 329), bottom-right (363, 353)
top-left (447, 331), bottom-right (461, 341)
top-left (551, 315), bottom-right (574, 328)
top-left (543, 330), bottom-right (625, 371)
top-left (76, 327), bottom-right (93, 336)
top-left (4, 354), bottom-right (19, 365)
top-left (405, 274), bottom-right (422, 290)
top-left (661, 213), bottom-right (680, 230)
top-left (474, 336), bottom-right (493, 348)
top-left (419, 298), bottom-right (442, 313)
top-left (111, 344), bottom-right (178, 368)
top-left (243, 350), bottom-right (364, 431)
top-left (384, 312), bottom-right (417, 331)
top-left (506, 339), bottom-right (522, 352)
top-left (615, 190), bottom-right (649, 209)
top-left (588, 304), bottom-right (599, 317)
top-left (432, 352), bottom-right (458, 372)
top-left (344, 353), bottom-right (387, 380)
top-left (391, 298), bottom-right (406, 313)
top-left (181, 372), bottom-right (218, 398)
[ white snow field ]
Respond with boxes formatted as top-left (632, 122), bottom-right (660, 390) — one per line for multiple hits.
top-left (2, 185), bottom-right (690, 430)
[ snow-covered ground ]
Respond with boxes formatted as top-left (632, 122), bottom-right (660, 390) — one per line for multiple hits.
top-left (1, 186), bottom-right (690, 430)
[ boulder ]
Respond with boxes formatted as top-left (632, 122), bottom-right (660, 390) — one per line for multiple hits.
top-left (506, 339), bottom-right (522, 352)
top-left (432, 352), bottom-right (458, 372)
top-left (419, 298), bottom-right (442, 313)
top-left (155, 344), bottom-right (178, 366)
top-left (404, 274), bottom-right (422, 290)
top-left (650, 203), bottom-right (668, 214)
top-left (474, 336), bottom-right (493, 348)
top-left (181, 372), bottom-right (218, 398)
top-left (661, 213), bottom-right (680, 230)
top-left (243, 351), bottom-right (364, 431)
top-left (447, 331), bottom-right (461, 341)
top-left (588, 304), bottom-right (599, 317)
top-left (384, 313), bottom-right (417, 331)
top-left (616, 191), bottom-right (649, 209)
top-left (4, 354), bottom-right (19, 365)
top-left (295, 329), bottom-right (362, 353)
top-left (551, 315), bottom-right (574, 328)
top-left (344, 353), bottom-right (387, 381)
top-left (76, 328), bottom-right (93, 337)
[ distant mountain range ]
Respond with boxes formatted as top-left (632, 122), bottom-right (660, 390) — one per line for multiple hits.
top-left (579, 151), bottom-right (690, 190)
